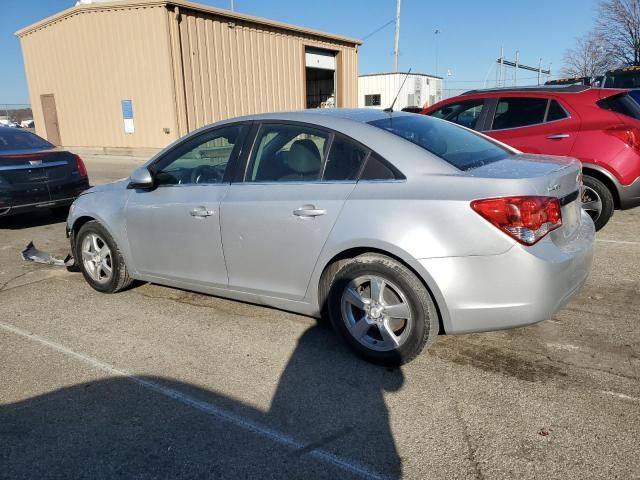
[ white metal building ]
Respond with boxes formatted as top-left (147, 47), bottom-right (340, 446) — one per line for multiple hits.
top-left (358, 72), bottom-right (442, 110)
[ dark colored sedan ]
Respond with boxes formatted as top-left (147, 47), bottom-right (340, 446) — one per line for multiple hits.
top-left (0, 127), bottom-right (89, 217)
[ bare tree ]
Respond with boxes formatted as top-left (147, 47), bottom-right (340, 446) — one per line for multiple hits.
top-left (561, 34), bottom-right (615, 77)
top-left (596, 0), bottom-right (640, 66)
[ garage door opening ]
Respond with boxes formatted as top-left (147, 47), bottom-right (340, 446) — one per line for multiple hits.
top-left (305, 48), bottom-right (336, 108)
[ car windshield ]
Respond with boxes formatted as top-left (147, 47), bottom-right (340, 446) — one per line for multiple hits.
top-left (604, 72), bottom-right (640, 88)
top-left (0, 129), bottom-right (53, 152)
top-left (368, 114), bottom-right (510, 171)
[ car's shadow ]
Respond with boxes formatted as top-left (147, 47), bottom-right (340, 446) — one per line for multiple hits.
top-left (0, 323), bottom-right (404, 479)
top-left (0, 209), bottom-right (68, 230)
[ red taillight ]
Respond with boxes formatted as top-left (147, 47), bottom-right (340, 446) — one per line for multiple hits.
top-left (605, 125), bottom-right (640, 154)
top-left (471, 196), bottom-right (562, 245)
top-left (73, 154), bottom-right (88, 177)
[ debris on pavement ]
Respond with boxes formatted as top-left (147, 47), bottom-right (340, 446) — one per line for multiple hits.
top-left (21, 242), bottom-right (74, 267)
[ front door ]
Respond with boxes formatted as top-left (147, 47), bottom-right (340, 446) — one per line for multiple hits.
top-left (125, 124), bottom-right (247, 287)
top-left (221, 123), bottom-right (368, 300)
top-left (40, 94), bottom-right (62, 146)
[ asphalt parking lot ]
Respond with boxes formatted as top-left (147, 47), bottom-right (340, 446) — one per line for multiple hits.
top-left (1, 155), bottom-right (639, 479)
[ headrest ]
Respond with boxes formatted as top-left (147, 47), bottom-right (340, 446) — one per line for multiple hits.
top-left (286, 139), bottom-right (321, 174)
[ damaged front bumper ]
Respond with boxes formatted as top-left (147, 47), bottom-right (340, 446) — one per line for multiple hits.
top-left (21, 241), bottom-right (75, 267)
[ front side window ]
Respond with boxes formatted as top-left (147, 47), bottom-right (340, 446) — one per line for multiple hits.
top-left (155, 125), bottom-right (244, 186)
top-left (429, 100), bottom-right (484, 129)
top-left (248, 124), bottom-right (329, 182)
top-left (365, 94), bottom-right (381, 107)
top-left (368, 114), bottom-right (509, 171)
top-left (491, 97), bottom-right (548, 130)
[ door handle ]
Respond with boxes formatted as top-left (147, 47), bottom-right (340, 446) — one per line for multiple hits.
top-left (293, 205), bottom-right (327, 217)
top-left (547, 133), bottom-right (570, 140)
top-left (190, 207), bottom-right (215, 217)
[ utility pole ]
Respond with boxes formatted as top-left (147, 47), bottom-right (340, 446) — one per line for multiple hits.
top-left (230, 0), bottom-right (234, 11)
top-left (499, 46), bottom-right (504, 87)
top-left (393, 0), bottom-right (401, 72)
top-left (434, 29), bottom-right (440, 76)
top-left (537, 58), bottom-right (542, 85)
top-left (514, 50), bottom-right (519, 86)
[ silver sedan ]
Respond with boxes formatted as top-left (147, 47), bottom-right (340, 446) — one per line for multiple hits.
top-left (67, 109), bottom-right (594, 365)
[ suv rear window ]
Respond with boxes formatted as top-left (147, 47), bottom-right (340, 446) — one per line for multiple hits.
top-left (597, 92), bottom-right (640, 120)
top-left (368, 115), bottom-right (509, 171)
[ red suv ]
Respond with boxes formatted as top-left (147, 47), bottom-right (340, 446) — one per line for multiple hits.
top-left (421, 86), bottom-right (640, 230)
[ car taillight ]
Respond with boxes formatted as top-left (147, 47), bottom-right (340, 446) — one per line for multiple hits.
top-left (471, 196), bottom-right (562, 245)
top-left (73, 154), bottom-right (88, 177)
top-left (605, 125), bottom-right (640, 154)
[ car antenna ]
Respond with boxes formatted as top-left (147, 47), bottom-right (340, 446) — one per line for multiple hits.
top-left (384, 68), bottom-right (412, 112)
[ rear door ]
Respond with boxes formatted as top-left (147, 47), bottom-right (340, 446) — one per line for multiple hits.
top-left (220, 122), bottom-right (368, 300)
top-left (484, 96), bottom-right (580, 156)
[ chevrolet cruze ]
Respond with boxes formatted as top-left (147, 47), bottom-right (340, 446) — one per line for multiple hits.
top-left (67, 109), bottom-right (594, 365)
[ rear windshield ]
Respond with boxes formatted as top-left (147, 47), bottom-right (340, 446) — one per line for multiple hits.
top-left (368, 115), bottom-right (510, 171)
top-left (0, 129), bottom-right (53, 152)
top-left (597, 92), bottom-right (640, 120)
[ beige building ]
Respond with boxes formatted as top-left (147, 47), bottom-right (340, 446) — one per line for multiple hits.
top-left (17, 0), bottom-right (361, 152)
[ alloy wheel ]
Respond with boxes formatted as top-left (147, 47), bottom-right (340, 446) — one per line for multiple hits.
top-left (581, 185), bottom-right (602, 223)
top-left (81, 233), bottom-right (113, 284)
top-left (340, 275), bottom-right (413, 352)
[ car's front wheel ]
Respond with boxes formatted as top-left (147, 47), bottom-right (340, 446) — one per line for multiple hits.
top-left (75, 220), bottom-right (133, 293)
top-left (327, 253), bottom-right (439, 365)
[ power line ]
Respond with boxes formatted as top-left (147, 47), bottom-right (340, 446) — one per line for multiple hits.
top-left (360, 19), bottom-right (395, 41)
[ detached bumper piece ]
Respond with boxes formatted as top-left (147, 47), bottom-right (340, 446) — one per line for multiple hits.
top-left (21, 241), bottom-right (74, 267)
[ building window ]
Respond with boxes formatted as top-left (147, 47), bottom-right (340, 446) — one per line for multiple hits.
top-left (364, 94), bottom-right (381, 106)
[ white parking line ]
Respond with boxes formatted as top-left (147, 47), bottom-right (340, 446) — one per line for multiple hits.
top-left (601, 390), bottom-right (640, 402)
top-left (596, 239), bottom-right (640, 246)
top-left (0, 321), bottom-right (388, 480)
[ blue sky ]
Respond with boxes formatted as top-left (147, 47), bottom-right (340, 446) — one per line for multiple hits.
top-left (2, 0), bottom-right (600, 104)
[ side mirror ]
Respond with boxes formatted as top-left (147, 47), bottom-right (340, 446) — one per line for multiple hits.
top-left (127, 166), bottom-right (154, 189)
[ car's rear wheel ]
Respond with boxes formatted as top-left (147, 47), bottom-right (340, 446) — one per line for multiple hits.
top-left (75, 220), bottom-right (133, 293)
top-left (327, 253), bottom-right (438, 365)
top-left (582, 175), bottom-right (614, 231)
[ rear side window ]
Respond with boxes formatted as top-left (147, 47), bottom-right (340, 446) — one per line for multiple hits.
top-left (546, 100), bottom-right (568, 121)
top-left (0, 129), bottom-right (53, 151)
top-left (597, 93), bottom-right (640, 120)
top-left (492, 97), bottom-right (548, 130)
top-left (323, 136), bottom-right (368, 181)
top-left (247, 124), bottom-right (329, 182)
top-left (368, 115), bottom-right (509, 171)
top-left (360, 153), bottom-right (398, 180)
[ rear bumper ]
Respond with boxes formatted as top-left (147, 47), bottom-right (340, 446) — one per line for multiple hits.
top-left (619, 176), bottom-right (640, 209)
top-left (420, 211), bottom-right (595, 334)
top-left (0, 178), bottom-right (89, 217)
top-left (0, 196), bottom-right (76, 217)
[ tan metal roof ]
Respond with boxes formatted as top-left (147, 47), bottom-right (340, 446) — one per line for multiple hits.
top-left (15, 0), bottom-right (362, 45)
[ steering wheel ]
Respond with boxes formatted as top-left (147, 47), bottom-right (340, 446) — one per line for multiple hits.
top-left (190, 164), bottom-right (223, 184)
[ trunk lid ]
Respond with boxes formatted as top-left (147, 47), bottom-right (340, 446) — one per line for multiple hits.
top-left (0, 148), bottom-right (80, 206)
top-left (467, 153), bottom-right (583, 237)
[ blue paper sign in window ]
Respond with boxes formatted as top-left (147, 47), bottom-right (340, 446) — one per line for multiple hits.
top-left (121, 99), bottom-right (134, 133)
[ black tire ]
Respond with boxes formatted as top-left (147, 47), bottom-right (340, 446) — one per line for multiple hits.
top-left (326, 253), bottom-right (439, 365)
top-left (582, 174), bottom-right (614, 231)
top-left (75, 220), bottom-right (134, 293)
